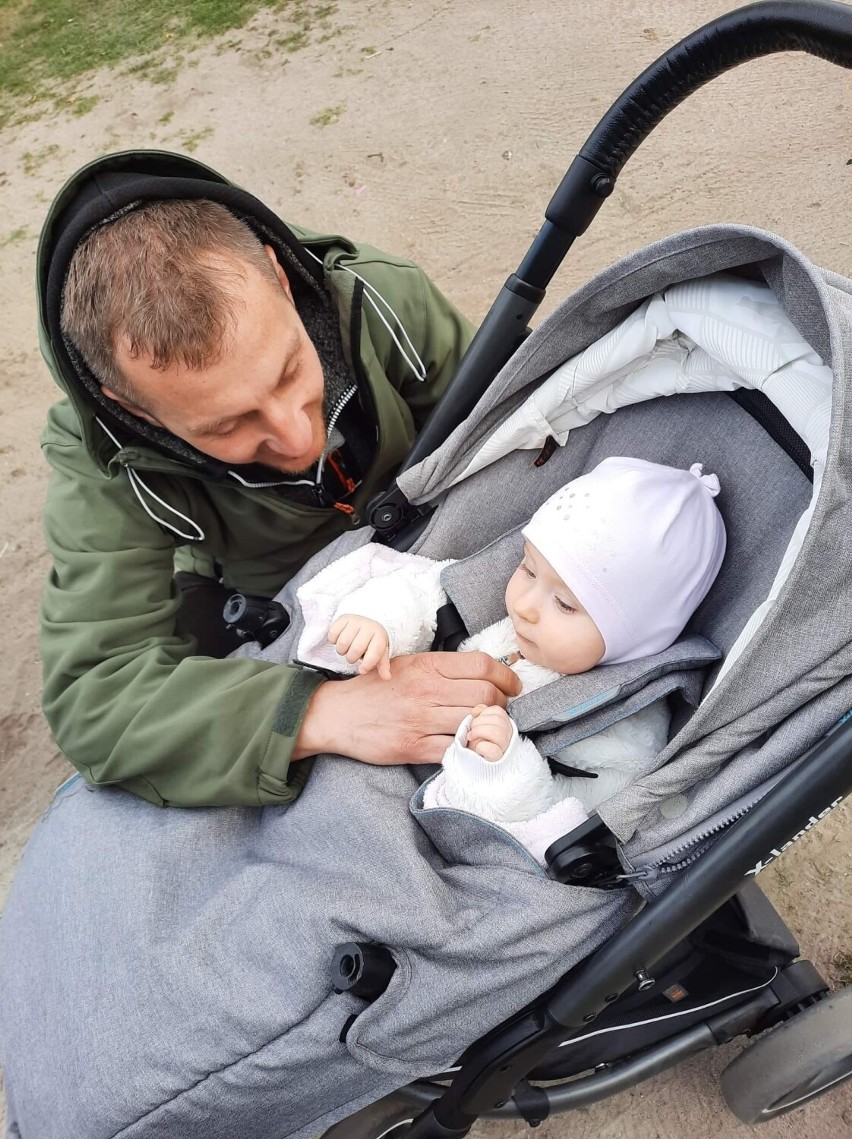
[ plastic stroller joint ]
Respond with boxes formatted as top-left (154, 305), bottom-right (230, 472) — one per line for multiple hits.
top-left (331, 941), bottom-right (397, 1001)
top-left (222, 593), bottom-right (290, 648)
top-left (544, 155), bottom-right (614, 238)
top-left (545, 815), bottom-right (626, 889)
top-left (368, 484), bottom-right (423, 534)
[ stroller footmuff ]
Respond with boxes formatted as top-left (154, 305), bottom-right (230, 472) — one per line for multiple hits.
top-left (2, 226), bottom-right (849, 1138)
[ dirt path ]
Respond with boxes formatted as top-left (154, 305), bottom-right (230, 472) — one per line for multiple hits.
top-left (1, 0), bottom-right (851, 1134)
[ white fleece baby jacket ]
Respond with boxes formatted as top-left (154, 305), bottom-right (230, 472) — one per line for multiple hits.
top-left (297, 545), bottom-right (669, 867)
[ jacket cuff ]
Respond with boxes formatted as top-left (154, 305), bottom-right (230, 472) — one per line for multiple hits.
top-left (446, 715), bottom-right (524, 788)
top-left (256, 668), bottom-right (327, 804)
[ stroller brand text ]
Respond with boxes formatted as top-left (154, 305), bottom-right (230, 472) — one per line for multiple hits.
top-left (745, 797), bottom-right (844, 876)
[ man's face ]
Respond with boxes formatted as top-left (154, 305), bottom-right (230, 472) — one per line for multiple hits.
top-left (108, 247), bottom-right (326, 473)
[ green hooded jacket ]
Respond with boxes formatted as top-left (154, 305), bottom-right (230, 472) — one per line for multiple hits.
top-left (37, 151), bottom-right (474, 807)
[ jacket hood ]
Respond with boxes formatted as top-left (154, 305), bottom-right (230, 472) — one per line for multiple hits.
top-left (37, 150), bottom-right (352, 479)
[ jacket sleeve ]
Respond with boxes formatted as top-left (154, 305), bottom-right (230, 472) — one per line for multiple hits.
top-left (424, 716), bottom-right (588, 868)
top-left (40, 435), bottom-right (324, 808)
top-left (331, 560), bottom-right (449, 659)
top-left (438, 715), bottom-right (564, 823)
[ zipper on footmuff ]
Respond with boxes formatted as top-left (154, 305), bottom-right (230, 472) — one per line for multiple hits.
top-left (633, 806), bottom-right (758, 881)
top-left (626, 789), bottom-right (777, 883)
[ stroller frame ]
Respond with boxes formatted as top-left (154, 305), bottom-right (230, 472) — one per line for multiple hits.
top-left (340, 3), bottom-right (852, 1134)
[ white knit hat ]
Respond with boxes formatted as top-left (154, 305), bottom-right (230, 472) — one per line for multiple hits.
top-left (522, 457), bottom-right (727, 665)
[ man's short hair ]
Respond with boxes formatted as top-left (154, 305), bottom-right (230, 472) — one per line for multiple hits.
top-left (60, 200), bottom-right (280, 402)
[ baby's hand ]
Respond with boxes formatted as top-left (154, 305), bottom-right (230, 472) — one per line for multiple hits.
top-left (466, 704), bottom-right (513, 761)
top-left (329, 615), bottom-right (392, 679)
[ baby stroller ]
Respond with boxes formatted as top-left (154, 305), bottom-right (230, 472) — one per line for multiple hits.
top-left (3, 4), bottom-right (852, 1138)
top-left (316, 2), bottom-right (852, 1133)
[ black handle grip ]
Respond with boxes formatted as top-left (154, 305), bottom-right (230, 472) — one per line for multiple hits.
top-left (581, 0), bottom-right (852, 179)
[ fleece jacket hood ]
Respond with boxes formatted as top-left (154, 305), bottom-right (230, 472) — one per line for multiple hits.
top-left (37, 149), bottom-right (356, 482)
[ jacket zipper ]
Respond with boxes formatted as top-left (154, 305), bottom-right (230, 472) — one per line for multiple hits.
top-left (224, 386), bottom-right (358, 493)
top-left (627, 799), bottom-right (763, 883)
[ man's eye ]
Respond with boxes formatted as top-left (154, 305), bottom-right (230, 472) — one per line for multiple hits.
top-left (212, 424), bottom-right (238, 438)
top-left (555, 597), bottom-right (576, 614)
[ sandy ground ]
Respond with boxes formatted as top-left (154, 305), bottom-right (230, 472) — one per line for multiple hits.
top-left (1, 0), bottom-right (851, 1134)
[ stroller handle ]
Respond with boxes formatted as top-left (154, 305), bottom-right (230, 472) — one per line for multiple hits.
top-left (370, 0), bottom-right (852, 542)
top-left (582, 0), bottom-right (852, 180)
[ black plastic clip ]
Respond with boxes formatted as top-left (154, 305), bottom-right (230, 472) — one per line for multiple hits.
top-left (545, 815), bottom-right (626, 889)
top-left (222, 593), bottom-right (290, 648)
top-left (368, 484), bottom-right (426, 542)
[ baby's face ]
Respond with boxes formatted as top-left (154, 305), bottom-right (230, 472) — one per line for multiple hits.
top-left (505, 541), bottom-right (605, 674)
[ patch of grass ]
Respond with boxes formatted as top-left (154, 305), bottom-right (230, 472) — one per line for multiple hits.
top-left (0, 0), bottom-right (336, 128)
top-left (332, 64), bottom-right (361, 78)
top-left (179, 126), bottom-right (213, 153)
top-left (1, 227), bottom-right (29, 246)
top-left (21, 143), bottom-right (60, 175)
top-left (124, 55), bottom-right (182, 85)
top-left (70, 93), bottom-right (98, 115)
top-left (158, 110), bottom-right (175, 125)
top-left (310, 103), bottom-right (343, 127)
top-left (277, 29), bottom-right (308, 52)
top-left (833, 952), bottom-right (852, 986)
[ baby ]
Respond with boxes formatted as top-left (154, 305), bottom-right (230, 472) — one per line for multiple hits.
top-left (297, 457), bottom-right (727, 865)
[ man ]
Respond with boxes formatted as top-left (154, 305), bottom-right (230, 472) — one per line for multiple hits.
top-left (38, 150), bottom-right (519, 807)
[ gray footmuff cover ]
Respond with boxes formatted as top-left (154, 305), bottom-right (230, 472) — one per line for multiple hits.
top-left (3, 225), bottom-right (852, 1138)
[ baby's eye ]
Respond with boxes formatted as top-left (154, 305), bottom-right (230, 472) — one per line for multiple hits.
top-left (555, 597), bottom-right (576, 614)
top-left (520, 562), bottom-right (535, 578)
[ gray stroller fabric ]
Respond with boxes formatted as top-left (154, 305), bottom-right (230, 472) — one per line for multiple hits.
top-left (3, 225), bottom-right (851, 1138)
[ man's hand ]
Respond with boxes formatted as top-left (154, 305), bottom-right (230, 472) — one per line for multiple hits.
top-left (466, 704), bottom-right (513, 761)
top-left (329, 614), bottom-right (392, 680)
top-left (293, 652), bottom-right (522, 765)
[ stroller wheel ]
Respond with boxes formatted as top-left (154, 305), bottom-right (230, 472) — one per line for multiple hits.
top-left (720, 986), bottom-right (852, 1124)
top-left (319, 1092), bottom-right (416, 1138)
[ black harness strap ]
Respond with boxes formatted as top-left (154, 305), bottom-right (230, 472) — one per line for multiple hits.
top-left (431, 602), bottom-right (469, 652)
top-left (547, 756), bottom-right (599, 780)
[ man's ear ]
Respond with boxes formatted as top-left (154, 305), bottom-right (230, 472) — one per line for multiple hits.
top-left (101, 387), bottom-right (163, 427)
top-left (263, 244), bottom-right (293, 301)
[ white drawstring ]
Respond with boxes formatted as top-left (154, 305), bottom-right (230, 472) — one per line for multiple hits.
top-left (303, 248), bottom-right (428, 383)
top-left (227, 470), bottom-right (314, 490)
top-left (96, 417), bottom-right (206, 541)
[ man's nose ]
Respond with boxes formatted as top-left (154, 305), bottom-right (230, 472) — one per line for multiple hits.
top-left (263, 402), bottom-right (312, 458)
